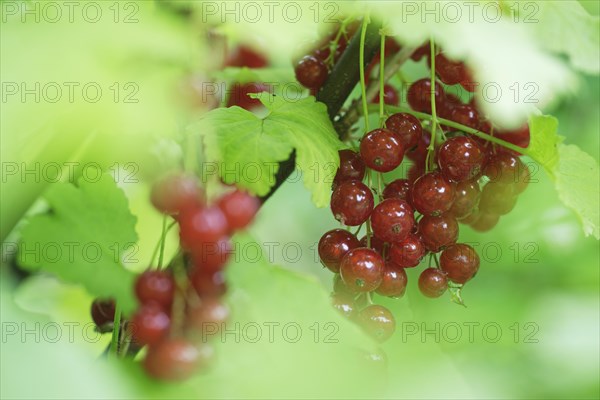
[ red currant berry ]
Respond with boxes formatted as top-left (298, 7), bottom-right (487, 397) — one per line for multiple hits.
top-left (143, 339), bottom-right (200, 381)
top-left (389, 233), bottom-right (426, 268)
top-left (130, 303), bottom-right (171, 346)
top-left (418, 268), bottom-right (448, 298)
top-left (460, 69), bottom-right (478, 92)
top-left (382, 179), bottom-right (411, 201)
top-left (418, 214), bottom-right (459, 252)
top-left (495, 125), bottom-right (530, 156)
top-left (226, 82), bottom-right (270, 110)
top-left (440, 244), bottom-right (480, 284)
top-left (358, 304), bottom-right (395, 342)
top-left (189, 268), bottom-right (227, 298)
top-left (411, 172), bottom-right (456, 216)
top-left (318, 229), bottom-right (361, 273)
top-left (407, 163), bottom-right (426, 184)
top-left (410, 43), bottom-right (430, 61)
top-left (330, 181), bottom-right (374, 226)
top-left (360, 128), bottom-right (405, 172)
top-left (385, 113), bottom-right (422, 150)
top-left (179, 206), bottom-right (229, 250)
top-left (359, 235), bottom-right (388, 259)
top-left (91, 299), bottom-right (116, 329)
top-left (295, 55), bottom-right (328, 90)
top-left (331, 292), bottom-right (356, 318)
top-left (186, 298), bottom-right (230, 331)
top-left (340, 248), bottom-right (384, 292)
top-left (135, 271), bottom-right (175, 308)
top-left (150, 174), bottom-right (202, 215)
top-left (189, 235), bottom-right (232, 270)
top-left (469, 212), bottom-right (500, 232)
top-left (376, 261), bottom-right (408, 298)
top-left (448, 179), bottom-right (481, 219)
top-left (437, 136), bottom-right (485, 182)
top-left (371, 199), bottom-right (415, 243)
top-left (333, 273), bottom-right (353, 295)
top-left (450, 104), bottom-right (480, 130)
top-left (225, 45), bottom-right (268, 68)
top-left (371, 84), bottom-right (399, 106)
top-left (407, 78), bottom-right (444, 113)
top-left (434, 53), bottom-right (466, 85)
top-left (484, 153), bottom-right (528, 185)
top-left (478, 182), bottom-right (517, 215)
top-left (333, 149), bottom-right (366, 186)
top-left (217, 190), bottom-right (259, 232)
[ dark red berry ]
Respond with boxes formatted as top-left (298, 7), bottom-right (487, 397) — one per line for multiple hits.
top-left (418, 214), bottom-right (459, 252)
top-left (189, 235), bottom-right (232, 270)
top-left (389, 233), bottom-right (426, 268)
top-left (478, 182), bottom-right (517, 215)
top-left (484, 153), bottom-right (528, 185)
top-left (360, 128), bottom-right (405, 172)
top-left (135, 271), bottom-right (175, 308)
top-left (339, 248), bottom-right (384, 292)
top-left (217, 190), bottom-right (259, 232)
top-left (376, 261), bottom-right (408, 298)
top-left (225, 45), bottom-right (268, 68)
top-left (411, 172), bottom-right (456, 216)
top-left (334, 149), bottom-right (366, 186)
top-left (371, 199), bottom-right (415, 243)
top-left (448, 179), bottom-right (481, 219)
top-left (150, 174), bottom-right (202, 215)
top-left (440, 244), bottom-right (480, 284)
top-left (179, 206), bottom-right (229, 250)
top-left (418, 268), bottom-right (448, 298)
top-left (189, 268), bottom-right (227, 298)
top-left (469, 212), bottom-right (500, 232)
top-left (411, 43), bottom-right (431, 62)
top-left (143, 339), bottom-right (201, 381)
top-left (226, 82), bottom-right (270, 110)
top-left (295, 55), bottom-right (328, 90)
top-left (438, 136), bottom-right (485, 182)
top-left (318, 229), bottom-right (361, 273)
top-left (331, 292), bottom-right (356, 318)
top-left (130, 303), bottom-right (171, 346)
top-left (371, 84), bottom-right (399, 106)
top-left (358, 305), bottom-right (395, 342)
top-left (91, 299), bottom-right (116, 329)
top-left (450, 104), bottom-right (480, 130)
top-left (434, 53), bottom-right (466, 85)
top-left (359, 235), bottom-right (388, 259)
top-left (407, 78), bottom-right (444, 113)
top-left (330, 181), bottom-right (374, 226)
top-left (385, 113), bottom-right (422, 150)
top-left (495, 125), bottom-right (530, 156)
top-left (460, 69), bottom-right (477, 92)
top-left (382, 179), bottom-right (411, 201)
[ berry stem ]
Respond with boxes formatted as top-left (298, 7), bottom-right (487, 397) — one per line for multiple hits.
top-left (378, 31), bottom-right (386, 125)
top-left (149, 219), bottom-right (177, 269)
top-left (157, 215), bottom-right (168, 269)
top-left (109, 302), bottom-right (122, 355)
top-left (359, 15), bottom-right (371, 132)
top-left (325, 15), bottom-right (356, 68)
top-left (425, 37), bottom-right (438, 173)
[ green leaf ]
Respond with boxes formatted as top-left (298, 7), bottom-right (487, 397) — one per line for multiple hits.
top-left (526, 1), bottom-right (600, 74)
top-left (527, 114), bottom-right (564, 173)
top-left (196, 93), bottom-right (344, 207)
top-left (554, 144), bottom-right (600, 239)
top-left (18, 175), bottom-right (138, 314)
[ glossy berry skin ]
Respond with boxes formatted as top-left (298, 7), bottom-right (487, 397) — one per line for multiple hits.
top-left (450, 104), bottom-right (480, 130)
top-left (411, 172), bottom-right (456, 216)
top-left (150, 174), bottom-right (202, 215)
top-left (339, 248), bottom-right (384, 292)
top-left (217, 190), bottom-right (259, 232)
top-left (91, 299), bottom-right (116, 329)
top-left (189, 268), bottom-right (227, 298)
top-left (135, 271), bottom-right (175, 308)
top-left (130, 303), bottom-right (171, 346)
top-left (438, 136), bottom-right (485, 182)
top-left (418, 214), bottom-right (459, 253)
top-left (479, 182), bottom-right (517, 215)
top-left (449, 179), bottom-right (481, 219)
top-left (225, 45), bottom-right (268, 68)
top-left (358, 305), bottom-right (395, 342)
top-left (179, 206), bottom-right (229, 250)
top-left (418, 268), bottom-right (448, 298)
top-left (371, 199), bottom-right (415, 243)
top-left (189, 235), bottom-right (232, 270)
top-left (389, 233), bottom-right (426, 268)
top-left (407, 78), bottom-right (444, 113)
top-left (295, 55), bottom-right (328, 90)
top-left (434, 53), bottom-right (466, 85)
top-left (469, 212), bottom-right (500, 232)
top-left (333, 149), bottom-right (366, 186)
top-left (484, 153), bottom-right (528, 186)
top-left (143, 339), bottom-right (200, 381)
top-left (359, 235), bottom-right (388, 259)
top-left (440, 244), bottom-right (480, 284)
top-left (385, 113), bottom-right (422, 150)
top-left (371, 84), bottom-right (399, 106)
top-left (382, 179), bottom-right (411, 201)
top-left (360, 129), bottom-right (405, 172)
top-left (331, 292), bottom-right (355, 319)
top-left (318, 229), bottom-right (361, 273)
top-left (226, 82), bottom-right (270, 110)
top-left (330, 181), bottom-right (374, 226)
top-left (376, 261), bottom-right (408, 298)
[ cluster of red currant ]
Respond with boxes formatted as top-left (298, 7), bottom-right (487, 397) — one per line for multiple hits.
top-left (317, 42), bottom-right (531, 342)
top-left (91, 174), bottom-right (259, 380)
